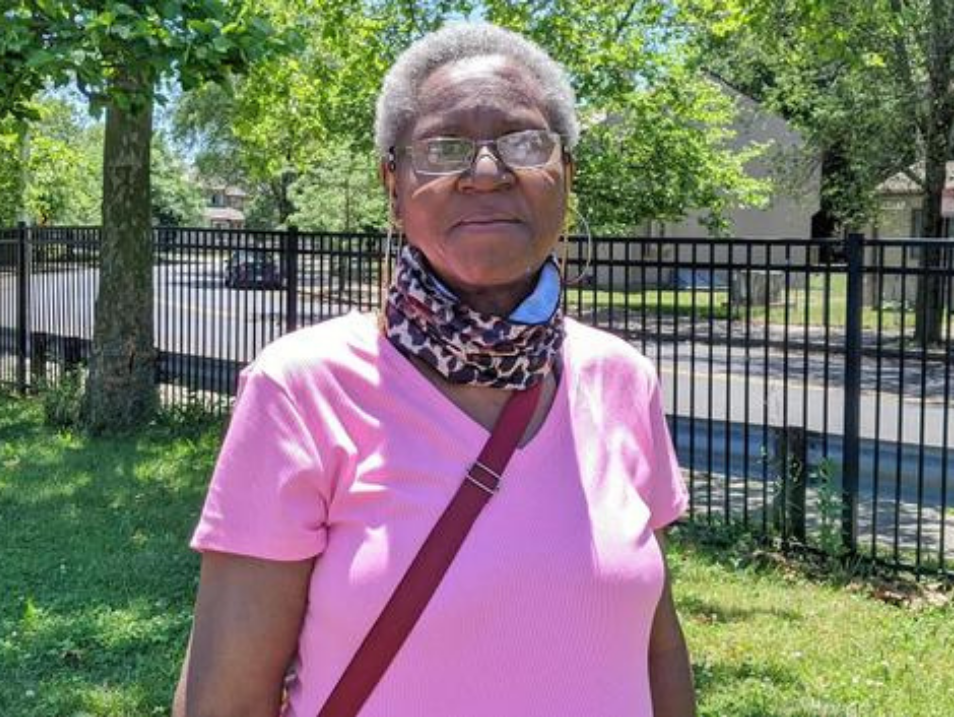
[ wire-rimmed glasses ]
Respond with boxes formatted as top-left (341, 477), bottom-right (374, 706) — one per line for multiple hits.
top-left (391, 129), bottom-right (564, 176)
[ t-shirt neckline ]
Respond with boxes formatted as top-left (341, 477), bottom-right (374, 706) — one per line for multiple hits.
top-left (359, 311), bottom-right (570, 458)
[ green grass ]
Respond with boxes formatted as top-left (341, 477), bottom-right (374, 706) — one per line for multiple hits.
top-left (668, 525), bottom-right (954, 716)
top-left (1, 393), bottom-right (952, 716)
top-left (0, 395), bottom-right (221, 716)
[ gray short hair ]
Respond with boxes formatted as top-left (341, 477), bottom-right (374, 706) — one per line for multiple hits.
top-left (374, 22), bottom-right (579, 156)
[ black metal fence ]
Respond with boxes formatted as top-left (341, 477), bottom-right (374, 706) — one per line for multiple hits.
top-left (1, 224), bottom-right (952, 578)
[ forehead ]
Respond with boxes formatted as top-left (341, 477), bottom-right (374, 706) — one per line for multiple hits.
top-left (410, 55), bottom-right (549, 139)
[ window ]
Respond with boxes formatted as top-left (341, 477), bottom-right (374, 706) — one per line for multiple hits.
top-left (910, 208), bottom-right (954, 238)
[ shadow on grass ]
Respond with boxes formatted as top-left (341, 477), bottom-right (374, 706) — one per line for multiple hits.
top-left (693, 658), bottom-right (806, 717)
top-left (0, 397), bottom-right (47, 445)
top-left (0, 393), bottom-right (223, 715)
top-left (678, 594), bottom-right (802, 625)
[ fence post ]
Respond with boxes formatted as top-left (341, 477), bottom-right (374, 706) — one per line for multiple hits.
top-left (30, 332), bottom-right (47, 386)
top-left (15, 221), bottom-right (29, 394)
top-left (841, 232), bottom-right (864, 553)
top-left (284, 225), bottom-right (299, 334)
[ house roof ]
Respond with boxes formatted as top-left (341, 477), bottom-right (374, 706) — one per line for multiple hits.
top-left (193, 177), bottom-right (248, 197)
top-left (877, 161), bottom-right (954, 195)
top-left (204, 207), bottom-right (245, 222)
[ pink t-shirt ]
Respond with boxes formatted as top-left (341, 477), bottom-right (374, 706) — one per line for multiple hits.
top-left (192, 312), bottom-right (688, 717)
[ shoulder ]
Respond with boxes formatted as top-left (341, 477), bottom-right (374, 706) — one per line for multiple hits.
top-left (563, 317), bottom-right (658, 396)
top-left (247, 311), bottom-right (381, 393)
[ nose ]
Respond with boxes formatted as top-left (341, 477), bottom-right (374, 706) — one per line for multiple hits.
top-left (459, 146), bottom-right (514, 191)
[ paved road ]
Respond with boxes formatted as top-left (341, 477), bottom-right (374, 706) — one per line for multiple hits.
top-left (656, 357), bottom-right (952, 447)
top-left (2, 262), bottom-right (952, 446)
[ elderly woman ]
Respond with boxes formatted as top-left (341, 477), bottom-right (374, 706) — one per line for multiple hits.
top-left (174, 22), bottom-right (695, 717)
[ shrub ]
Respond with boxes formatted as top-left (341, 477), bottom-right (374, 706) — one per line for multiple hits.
top-left (38, 368), bottom-right (86, 429)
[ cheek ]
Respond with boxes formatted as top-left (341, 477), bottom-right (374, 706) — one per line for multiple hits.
top-left (529, 174), bottom-right (568, 234)
top-left (398, 178), bottom-right (451, 229)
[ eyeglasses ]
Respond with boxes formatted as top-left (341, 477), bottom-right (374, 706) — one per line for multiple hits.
top-left (391, 129), bottom-right (565, 176)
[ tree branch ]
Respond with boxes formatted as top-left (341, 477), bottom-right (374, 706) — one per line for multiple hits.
top-left (614, 0), bottom-right (639, 42)
top-left (401, 0), bottom-right (420, 36)
top-left (886, 0), bottom-right (926, 135)
top-left (75, 76), bottom-right (108, 106)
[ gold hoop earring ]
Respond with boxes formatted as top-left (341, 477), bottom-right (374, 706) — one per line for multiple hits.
top-left (379, 197), bottom-right (404, 327)
top-left (385, 223), bottom-right (404, 285)
top-left (384, 195), bottom-right (404, 284)
top-left (559, 205), bottom-right (593, 286)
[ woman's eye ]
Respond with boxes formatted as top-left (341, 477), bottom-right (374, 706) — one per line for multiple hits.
top-left (502, 132), bottom-right (551, 163)
top-left (429, 140), bottom-right (470, 163)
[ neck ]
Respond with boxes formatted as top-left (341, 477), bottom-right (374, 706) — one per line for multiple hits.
top-left (452, 278), bottom-right (535, 316)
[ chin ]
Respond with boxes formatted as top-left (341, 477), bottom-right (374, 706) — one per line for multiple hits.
top-left (449, 224), bottom-right (537, 256)
top-left (448, 223), bottom-right (532, 249)
top-left (446, 259), bottom-right (541, 294)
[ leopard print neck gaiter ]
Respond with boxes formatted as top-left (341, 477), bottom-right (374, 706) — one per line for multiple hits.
top-left (383, 245), bottom-right (564, 389)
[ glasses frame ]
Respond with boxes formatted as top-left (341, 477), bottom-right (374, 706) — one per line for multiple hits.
top-left (389, 129), bottom-right (568, 177)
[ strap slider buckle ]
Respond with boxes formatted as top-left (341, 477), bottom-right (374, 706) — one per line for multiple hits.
top-left (465, 460), bottom-right (503, 496)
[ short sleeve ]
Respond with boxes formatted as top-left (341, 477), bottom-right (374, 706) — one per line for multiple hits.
top-left (191, 365), bottom-right (330, 560)
top-left (642, 367), bottom-right (690, 531)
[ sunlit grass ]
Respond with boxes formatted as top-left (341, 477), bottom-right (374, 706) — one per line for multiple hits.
top-left (0, 395), bottom-right (219, 716)
top-left (668, 525), bottom-right (954, 716)
top-left (1, 393), bottom-right (951, 716)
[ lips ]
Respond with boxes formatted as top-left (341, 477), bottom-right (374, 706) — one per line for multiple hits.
top-left (455, 215), bottom-right (521, 227)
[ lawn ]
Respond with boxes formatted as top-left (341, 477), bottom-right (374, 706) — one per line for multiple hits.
top-left (0, 396), bottom-right (216, 716)
top-left (1, 393), bottom-right (952, 716)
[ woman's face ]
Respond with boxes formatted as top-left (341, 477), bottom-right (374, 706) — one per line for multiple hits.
top-left (389, 55), bottom-right (571, 300)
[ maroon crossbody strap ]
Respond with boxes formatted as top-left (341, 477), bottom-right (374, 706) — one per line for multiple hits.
top-left (317, 381), bottom-right (543, 717)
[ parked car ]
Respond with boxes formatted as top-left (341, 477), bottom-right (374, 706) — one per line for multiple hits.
top-left (224, 250), bottom-right (283, 289)
top-left (672, 268), bottom-right (729, 291)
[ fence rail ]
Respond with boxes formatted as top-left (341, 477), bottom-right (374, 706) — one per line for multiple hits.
top-left (1, 224), bottom-right (953, 578)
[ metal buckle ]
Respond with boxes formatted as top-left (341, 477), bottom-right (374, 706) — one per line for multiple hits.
top-left (465, 460), bottom-right (502, 496)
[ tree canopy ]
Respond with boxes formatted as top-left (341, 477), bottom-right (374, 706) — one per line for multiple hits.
top-left (173, 0), bottom-right (771, 234)
top-left (151, 132), bottom-right (205, 226)
top-left (0, 97), bottom-right (102, 226)
top-left (690, 0), bottom-right (917, 229)
top-left (481, 0), bottom-right (772, 234)
top-left (1, 1), bottom-right (279, 118)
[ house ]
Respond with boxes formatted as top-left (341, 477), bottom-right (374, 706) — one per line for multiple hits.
top-left (588, 80), bottom-right (822, 289)
top-left (873, 162), bottom-right (954, 239)
top-left (866, 162), bottom-right (954, 306)
top-left (203, 185), bottom-right (247, 230)
top-left (654, 82), bottom-right (821, 241)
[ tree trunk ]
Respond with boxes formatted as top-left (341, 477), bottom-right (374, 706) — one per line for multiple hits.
top-left (914, 1), bottom-right (953, 346)
top-left (914, 152), bottom-right (945, 345)
top-left (18, 122), bottom-right (30, 224)
top-left (279, 167), bottom-right (295, 225)
top-left (84, 78), bottom-right (157, 431)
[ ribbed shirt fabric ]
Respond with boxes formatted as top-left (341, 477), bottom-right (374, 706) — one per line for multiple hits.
top-left (191, 311), bottom-right (689, 717)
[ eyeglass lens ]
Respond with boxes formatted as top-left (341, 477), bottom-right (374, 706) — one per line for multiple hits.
top-left (411, 130), bottom-right (561, 175)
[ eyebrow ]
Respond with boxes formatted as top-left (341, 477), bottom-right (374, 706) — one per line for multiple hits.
top-left (411, 121), bottom-right (549, 141)
top-left (411, 122), bottom-right (466, 139)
